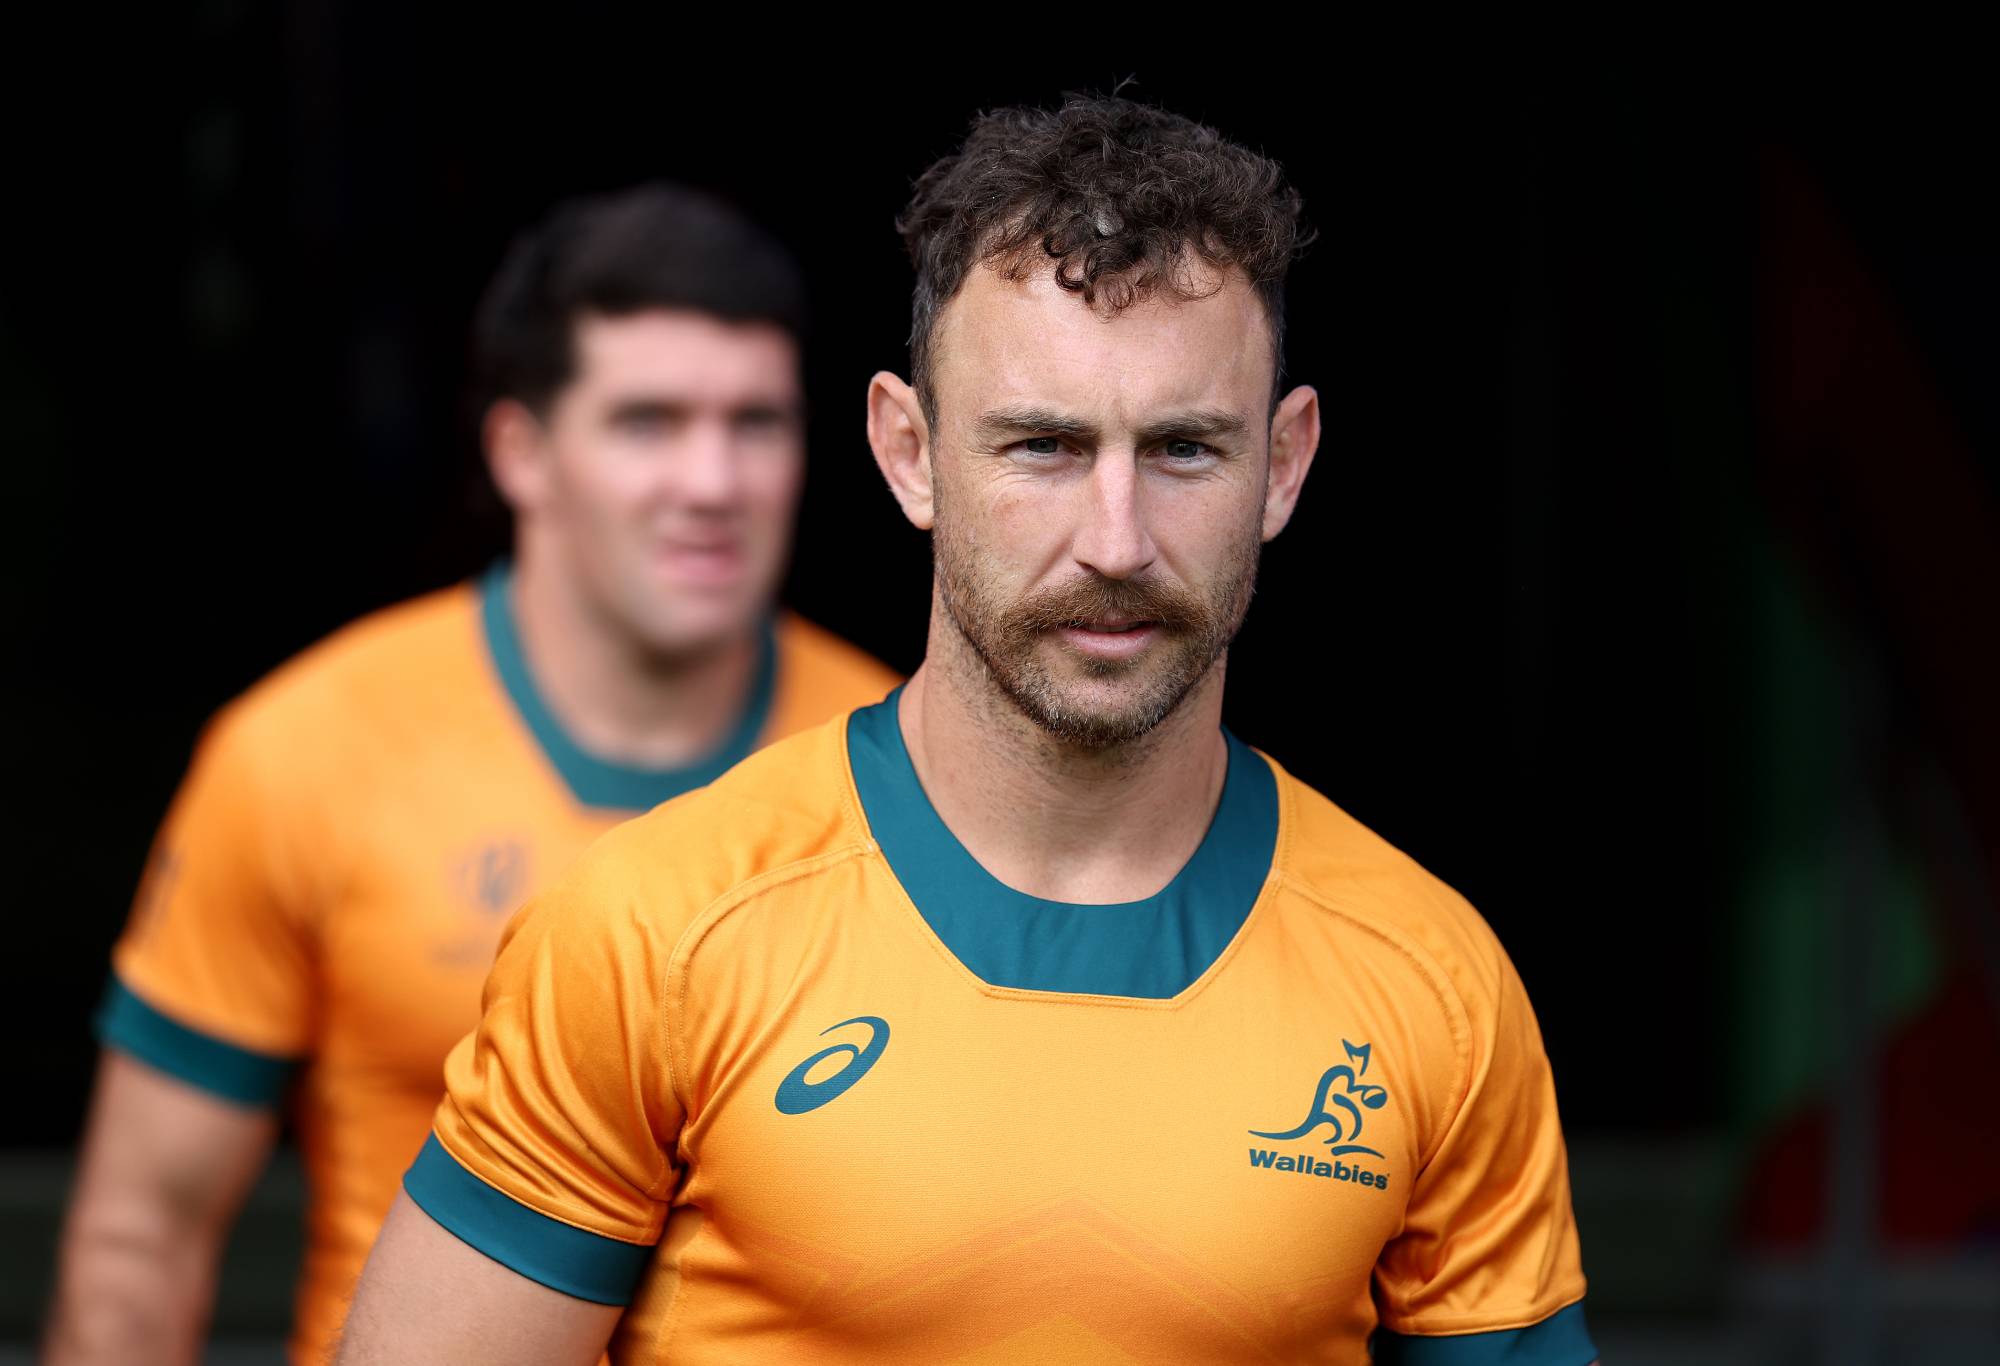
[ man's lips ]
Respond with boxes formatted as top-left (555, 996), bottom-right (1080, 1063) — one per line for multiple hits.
top-left (655, 539), bottom-right (746, 585)
top-left (1054, 620), bottom-right (1161, 659)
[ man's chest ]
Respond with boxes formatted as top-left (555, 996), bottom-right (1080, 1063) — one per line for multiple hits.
top-left (657, 883), bottom-right (1444, 1361)
top-left (314, 777), bottom-right (618, 1084)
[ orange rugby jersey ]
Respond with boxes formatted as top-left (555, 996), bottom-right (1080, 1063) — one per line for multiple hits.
top-left (414, 691), bottom-right (1594, 1364)
top-left (99, 562), bottom-right (898, 1364)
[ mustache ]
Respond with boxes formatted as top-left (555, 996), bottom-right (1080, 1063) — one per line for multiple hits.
top-left (1003, 574), bottom-right (1207, 634)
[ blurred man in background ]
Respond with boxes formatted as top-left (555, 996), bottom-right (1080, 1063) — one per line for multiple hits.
top-left (44, 183), bottom-right (898, 1365)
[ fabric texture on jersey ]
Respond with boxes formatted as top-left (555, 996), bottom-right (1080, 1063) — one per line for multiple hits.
top-left (417, 694), bottom-right (1594, 1363)
top-left (98, 571), bottom-right (898, 1364)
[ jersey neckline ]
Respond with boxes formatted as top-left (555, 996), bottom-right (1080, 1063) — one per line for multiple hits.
top-left (845, 687), bottom-right (1279, 1000)
top-left (477, 560), bottom-right (778, 812)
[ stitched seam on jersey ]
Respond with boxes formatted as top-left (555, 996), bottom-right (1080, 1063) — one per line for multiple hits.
top-left (650, 1213), bottom-right (715, 1364)
top-left (833, 715), bottom-right (1030, 1002)
top-left (655, 723), bottom-right (882, 1188)
top-left (1376, 1286), bottom-right (1589, 1338)
top-left (643, 1208), bottom-right (710, 1362)
top-left (829, 708), bottom-right (1038, 1004)
top-left (833, 713), bottom-right (874, 846)
top-left (431, 1120), bottom-right (661, 1247)
top-left (661, 841), bottom-right (879, 1156)
top-left (1268, 872), bottom-right (1474, 1174)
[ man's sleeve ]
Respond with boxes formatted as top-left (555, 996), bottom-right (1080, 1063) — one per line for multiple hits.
top-left (98, 708), bottom-right (312, 1106)
top-left (1370, 942), bottom-right (1595, 1366)
top-left (404, 860), bottom-right (679, 1306)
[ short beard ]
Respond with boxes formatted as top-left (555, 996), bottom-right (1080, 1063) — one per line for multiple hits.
top-left (933, 509), bottom-right (1260, 750)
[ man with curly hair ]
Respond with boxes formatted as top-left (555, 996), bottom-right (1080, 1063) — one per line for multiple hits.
top-left (337, 96), bottom-right (1596, 1365)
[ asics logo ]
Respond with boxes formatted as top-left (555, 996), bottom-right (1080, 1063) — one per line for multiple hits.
top-left (774, 1016), bottom-right (890, 1115)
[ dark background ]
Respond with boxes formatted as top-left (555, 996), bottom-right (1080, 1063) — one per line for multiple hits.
top-left (3, 14), bottom-right (1996, 1362)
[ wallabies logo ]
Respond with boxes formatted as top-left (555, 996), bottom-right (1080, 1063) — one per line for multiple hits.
top-left (1250, 1040), bottom-right (1390, 1158)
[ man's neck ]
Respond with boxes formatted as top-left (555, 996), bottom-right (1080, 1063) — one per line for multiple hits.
top-left (898, 607), bottom-right (1230, 905)
top-left (509, 548), bottom-right (761, 770)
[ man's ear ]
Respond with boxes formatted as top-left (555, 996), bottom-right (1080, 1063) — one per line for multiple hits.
top-left (483, 399), bottom-right (553, 516)
top-left (1261, 384), bottom-right (1321, 542)
top-left (867, 372), bottom-right (935, 531)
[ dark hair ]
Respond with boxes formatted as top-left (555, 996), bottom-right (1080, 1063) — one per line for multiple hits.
top-left (472, 183), bottom-right (806, 414)
top-left (896, 94), bottom-right (1310, 425)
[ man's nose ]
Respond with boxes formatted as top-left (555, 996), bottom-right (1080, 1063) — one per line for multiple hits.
top-left (672, 419), bottom-right (744, 510)
top-left (1070, 452), bottom-right (1157, 581)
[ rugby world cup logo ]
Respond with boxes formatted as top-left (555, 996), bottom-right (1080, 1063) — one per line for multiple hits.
top-left (1250, 1039), bottom-right (1390, 1159)
top-left (454, 838), bottom-right (530, 917)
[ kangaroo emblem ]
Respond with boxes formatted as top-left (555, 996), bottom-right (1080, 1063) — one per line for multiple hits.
top-left (1250, 1040), bottom-right (1390, 1158)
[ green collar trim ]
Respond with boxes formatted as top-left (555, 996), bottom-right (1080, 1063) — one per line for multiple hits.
top-left (478, 561), bottom-right (777, 812)
top-left (847, 687), bottom-right (1277, 999)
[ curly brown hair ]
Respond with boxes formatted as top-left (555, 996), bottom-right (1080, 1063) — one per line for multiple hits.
top-left (896, 93), bottom-right (1310, 425)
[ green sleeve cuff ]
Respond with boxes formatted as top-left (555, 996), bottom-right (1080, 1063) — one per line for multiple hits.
top-left (95, 977), bottom-right (297, 1107)
top-left (1373, 1301), bottom-right (1596, 1365)
top-left (403, 1133), bottom-right (654, 1306)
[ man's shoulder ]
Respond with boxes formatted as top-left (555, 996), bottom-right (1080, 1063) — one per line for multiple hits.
top-left (545, 711), bottom-right (871, 938)
top-left (1260, 751), bottom-right (1515, 1012)
top-left (211, 582), bottom-right (482, 748)
top-left (773, 612), bottom-right (902, 710)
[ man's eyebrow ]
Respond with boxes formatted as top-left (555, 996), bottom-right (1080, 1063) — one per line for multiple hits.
top-left (605, 397), bottom-right (694, 420)
top-left (604, 395), bottom-right (804, 420)
top-left (971, 406), bottom-right (1101, 443)
top-left (971, 405), bottom-right (1251, 447)
top-left (1133, 409), bottom-right (1251, 447)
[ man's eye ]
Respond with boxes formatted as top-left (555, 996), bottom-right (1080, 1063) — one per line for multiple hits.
top-left (1020, 436), bottom-right (1063, 456)
top-left (1163, 440), bottom-right (1211, 461)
